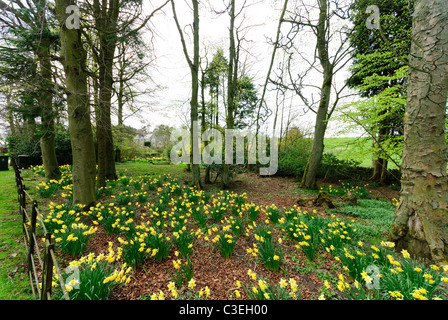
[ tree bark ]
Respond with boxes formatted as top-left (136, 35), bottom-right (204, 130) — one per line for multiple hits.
top-left (37, 37), bottom-right (61, 181)
top-left (221, 0), bottom-right (237, 190)
top-left (55, 0), bottom-right (97, 207)
top-left (300, 0), bottom-right (332, 189)
top-left (94, 0), bottom-right (118, 188)
top-left (389, 0), bottom-right (448, 265)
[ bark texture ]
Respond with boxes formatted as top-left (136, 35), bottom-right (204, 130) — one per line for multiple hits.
top-left (55, 0), bottom-right (97, 207)
top-left (389, 0), bottom-right (448, 264)
top-left (300, 0), bottom-right (333, 189)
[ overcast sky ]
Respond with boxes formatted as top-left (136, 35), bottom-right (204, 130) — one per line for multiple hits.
top-left (130, 0), bottom-right (358, 137)
top-left (130, 0), bottom-right (298, 133)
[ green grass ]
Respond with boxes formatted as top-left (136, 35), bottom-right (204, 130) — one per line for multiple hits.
top-left (324, 137), bottom-right (401, 170)
top-left (329, 199), bottom-right (396, 244)
top-left (0, 169), bottom-right (34, 300)
top-left (115, 162), bottom-right (190, 180)
top-left (324, 137), bottom-right (373, 168)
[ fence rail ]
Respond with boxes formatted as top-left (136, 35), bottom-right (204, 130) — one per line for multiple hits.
top-left (11, 157), bottom-right (70, 300)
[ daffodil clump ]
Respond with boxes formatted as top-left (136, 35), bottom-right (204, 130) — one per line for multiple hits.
top-left (320, 181), bottom-right (370, 199)
top-left (90, 202), bottom-right (136, 236)
top-left (117, 222), bottom-right (173, 267)
top-left (249, 225), bottom-right (284, 271)
top-left (32, 164), bottom-right (73, 198)
top-left (52, 246), bottom-right (132, 300)
top-left (265, 204), bottom-right (282, 224)
top-left (322, 273), bottom-right (381, 300)
top-left (211, 225), bottom-right (237, 258)
top-left (53, 222), bottom-right (97, 256)
top-left (173, 227), bottom-right (195, 257)
top-left (246, 203), bottom-right (261, 221)
top-left (322, 241), bottom-right (448, 300)
top-left (225, 214), bottom-right (246, 237)
top-left (145, 278), bottom-right (210, 300)
top-left (41, 202), bottom-right (82, 233)
top-left (233, 269), bottom-right (300, 300)
top-left (282, 209), bottom-right (331, 261)
top-left (168, 251), bottom-right (194, 287)
top-left (36, 181), bottom-right (60, 198)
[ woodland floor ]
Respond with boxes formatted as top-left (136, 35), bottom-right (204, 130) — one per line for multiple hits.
top-left (24, 163), bottom-right (399, 300)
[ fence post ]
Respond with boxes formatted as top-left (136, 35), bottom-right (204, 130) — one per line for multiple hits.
top-left (27, 201), bottom-right (38, 272)
top-left (41, 233), bottom-right (54, 300)
top-left (19, 183), bottom-right (27, 244)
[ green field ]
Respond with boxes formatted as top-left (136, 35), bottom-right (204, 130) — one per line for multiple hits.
top-left (324, 137), bottom-right (401, 170)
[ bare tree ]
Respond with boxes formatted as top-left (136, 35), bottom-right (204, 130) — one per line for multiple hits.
top-left (171, 0), bottom-right (202, 189)
top-left (277, 0), bottom-right (354, 189)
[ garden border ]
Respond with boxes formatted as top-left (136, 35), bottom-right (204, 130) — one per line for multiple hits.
top-left (11, 157), bottom-right (70, 300)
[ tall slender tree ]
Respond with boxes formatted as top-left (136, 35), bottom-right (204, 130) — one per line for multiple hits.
top-left (171, 0), bottom-right (202, 189)
top-left (278, 0), bottom-right (353, 189)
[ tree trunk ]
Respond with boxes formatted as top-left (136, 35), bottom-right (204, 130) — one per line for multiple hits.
top-left (55, 0), bottom-right (96, 207)
top-left (190, 0), bottom-right (201, 189)
top-left (171, 0), bottom-right (201, 189)
top-left (371, 122), bottom-right (388, 183)
top-left (94, 0), bottom-right (118, 188)
top-left (389, 0), bottom-right (448, 265)
top-left (221, 0), bottom-right (236, 190)
top-left (33, 2), bottom-right (60, 180)
top-left (5, 91), bottom-right (16, 135)
top-left (37, 38), bottom-right (61, 181)
top-left (300, 86), bottom-right (330, 189)
top-left (300, 0), bottom-right (332, 190)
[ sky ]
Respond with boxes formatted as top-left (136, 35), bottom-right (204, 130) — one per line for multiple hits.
top-left (130, 0), bottom-right (359, 137)
top-left (0, 0), bottom-right (360, 140)
top-left (128, 0), bottom-right (309, 133)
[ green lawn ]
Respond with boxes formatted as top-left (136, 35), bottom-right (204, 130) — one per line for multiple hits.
top-left (324, 137), bottom-right (401, 169)
top-left (0, 168), bottom-right (34, 300)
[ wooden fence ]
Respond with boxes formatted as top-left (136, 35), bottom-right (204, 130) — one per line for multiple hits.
top-left (11, 157), bottom-right (70, 300)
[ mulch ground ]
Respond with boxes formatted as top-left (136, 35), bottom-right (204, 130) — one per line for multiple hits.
top-left (67, 170), bottom-right (398, 301)
top-left (25, 164), bottom-right (398, 301)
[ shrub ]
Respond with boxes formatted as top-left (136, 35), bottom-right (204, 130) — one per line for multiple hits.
top-left (317, 153), bottom-right (362, 180)
top-left (277, 141), bottom-right (311, 178)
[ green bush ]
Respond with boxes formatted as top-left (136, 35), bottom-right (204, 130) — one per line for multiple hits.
top-left (317, 153), bottom-right (362, 180)
top-left (6, 126), bottom-right (72, 166)
top-left (6, 135), bottom-right (41, 166)
top-left (277, 144), bottom-right (311, 178)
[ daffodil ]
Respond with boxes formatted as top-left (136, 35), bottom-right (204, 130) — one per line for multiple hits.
top-left (188, 278), bottom-right (196, 289)
top-left (234, 290), bottom-right (241, 298)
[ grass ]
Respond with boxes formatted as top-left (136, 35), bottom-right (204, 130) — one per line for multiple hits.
top-left (324, 137), bottom-right (401, 170)
top-left (0, 168), bottom-right (34, 300)
top-left (329, 199), bottom-right (396, 244)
